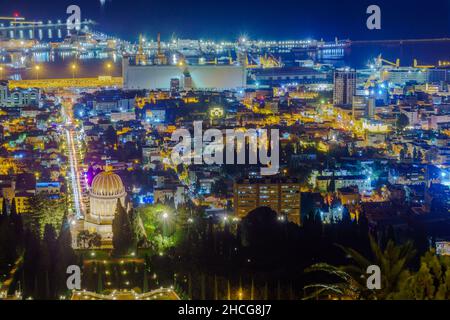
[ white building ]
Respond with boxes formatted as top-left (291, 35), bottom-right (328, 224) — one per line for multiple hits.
top-left (85, 171), bottom-right (127, 243)
top-left (123, 59), bottom-right (247, 91)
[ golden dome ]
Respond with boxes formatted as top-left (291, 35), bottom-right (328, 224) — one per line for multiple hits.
top-left (90, 171), bottom-right (126, 198)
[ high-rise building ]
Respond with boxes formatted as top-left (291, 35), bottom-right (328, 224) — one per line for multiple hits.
top-left (170, 78), bottom-right (180, 93)
top-left (333, 68), bottom-right (356, 106)
top-left (366, 97), bottom-right (376, 119)
top-left (234, 178), bottom-right (301, 225)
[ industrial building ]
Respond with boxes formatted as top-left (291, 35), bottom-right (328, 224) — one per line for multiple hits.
top-left (252, 67), bottom-right (328, 86)
top-left (123, 58), bottom-right (247, 91)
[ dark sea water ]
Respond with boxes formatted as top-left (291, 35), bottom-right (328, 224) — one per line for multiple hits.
top-left (2, 42), bottom-right (450, 80)
top-left (2, 50), bottom-right (122, 80)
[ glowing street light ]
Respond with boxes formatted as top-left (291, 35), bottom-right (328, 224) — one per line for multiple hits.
top-left (71, 63), bottom-right (77, 79)
top-left (0, 66), bottom-right (4, 80)
top-left (34, 65), bottom-right (41, 80)
top-left (161, 212), bottom-right (170, 236)
top-left (106, 62), bottom-right (113, 76)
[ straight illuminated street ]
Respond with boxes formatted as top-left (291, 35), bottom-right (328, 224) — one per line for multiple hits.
top-left (61, 95), bottom-right (85, 220)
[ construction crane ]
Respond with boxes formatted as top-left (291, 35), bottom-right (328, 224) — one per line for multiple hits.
top-left (413, 59), bottom-right (435, 69)
top-left (153, 32), bottom-right (168, 65)
top-left (260, 53), bottom-right (282, 68)
top-left (135, 34), bottom-right (147, 65)
top-left (245, 53), bottom-right (260, 69)
top-left (376, 54), bottom-right (400, 68)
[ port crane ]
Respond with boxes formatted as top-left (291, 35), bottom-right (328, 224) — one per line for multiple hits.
top-left (364, 55), bottom-right (400, 89)
top-left (375, 54), bottom-right (400, 68)
top-left (135, 34), bottom-right (147, 65)
top-left (413, 59), bottom-right (435, 69)
top-left (153, 33), bottom-right (168, 65)
top-left (245, 52), bottom-right (282, 69)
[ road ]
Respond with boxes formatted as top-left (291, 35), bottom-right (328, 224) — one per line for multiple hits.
top-left (60, 93), bottom-right (87, 228)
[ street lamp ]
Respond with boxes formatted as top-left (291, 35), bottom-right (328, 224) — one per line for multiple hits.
top-left (34, 65), bottom-right (41, 80)
top-left (162, 212), bottom-right (169, 236)
top-left (106, 62), bottom-right (112, 77)
top-left (71, 63), bottom-right (77, 79)
top-left (0, 66), bottom-right (4, 80)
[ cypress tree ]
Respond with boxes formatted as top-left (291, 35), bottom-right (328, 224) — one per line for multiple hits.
top-left (1, 198), bottom-right (7, 216)
top-left (42, 225), bottom-right (57, 298)
top-left (112, 199), bottom-right (133, 256)
top-left (56, 215), bottom-right (76, 295)
top-left (214, 275), bottom-right (218, 300)
top-left (97, 272), bottom-right (103, 293)
top-left (143, 268), bottom-right (148, 293)
top-left (10, 198), bottom-right (24, 249)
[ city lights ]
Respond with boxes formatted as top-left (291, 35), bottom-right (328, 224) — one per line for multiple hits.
top-left (0, 0), bottom-right (449, 306)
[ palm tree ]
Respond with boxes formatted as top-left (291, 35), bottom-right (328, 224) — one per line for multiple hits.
top-left (304, 236), bottom-right (416, 300)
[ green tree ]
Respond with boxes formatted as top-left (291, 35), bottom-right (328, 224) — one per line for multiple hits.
top-left (112, 199), bottom-right (133, 256)
top-left (77, 230), bottom-right (90, 249)
top-left (10, 198), bottom-right (24, 249)
top-left (88, 233), bottom-right (102, 248)
top-left (396, 114), bottom-right (410, 131)
top-left (55, 215), bottom-right (76, 296)
top-left (1, 199), bottom-right (7, 216)
top-left (27, 195), bottom-right (66, 238)
top-left (391, 250), bottom-right (450, 299)
top-left (305, 236), bottom-right (416, 300)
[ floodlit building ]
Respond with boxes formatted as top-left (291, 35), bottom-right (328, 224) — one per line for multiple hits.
top-left (85, 171), bottom-right (127, 242)
top-left (123, 58), bottom-right (247, 90)
top-left (234, 178), bottom-right (302, 225)
top-left (386, 68), bottom-right (428, 85)
top-left (252, 67), bottom-right (328, 86)
top-left (333, 68), bottom-right (356, 106)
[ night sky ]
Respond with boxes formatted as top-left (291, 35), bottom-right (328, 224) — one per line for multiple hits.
top-left (2, 0), bottom-right (450, 42)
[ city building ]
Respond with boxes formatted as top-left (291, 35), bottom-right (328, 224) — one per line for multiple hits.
top-left (85, 171), bottom-right (127, 243)
top-left (123, 58), bottom-right (247, 90)
top-left (13, 193), bottom-right (33, 214)
top-left (35, 182), bottom-right (61, 196)
top-left (333, 68), bottom-right (356, 106)
top-left (386, 68), bottom-right (428, 85)
top-left (252, 67), bottom-right (328, 86)
top-left (234, 178), bottom-right (301, 225)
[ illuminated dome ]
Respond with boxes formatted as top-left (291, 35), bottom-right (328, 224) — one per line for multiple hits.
top-left (91, 171), bottom-right (126, 198)
top-left (86, 171), bottom-right (127, 242)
